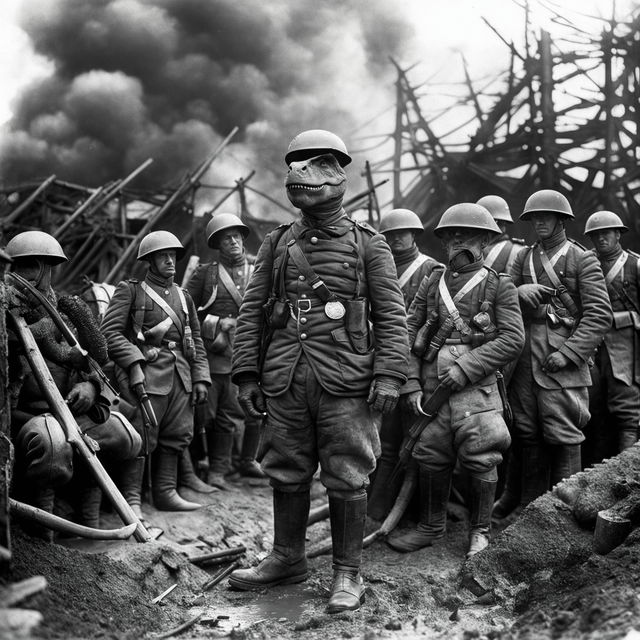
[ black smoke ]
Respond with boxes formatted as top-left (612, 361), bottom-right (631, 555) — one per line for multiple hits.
top-left (1, 0), bottom-right (413, 213)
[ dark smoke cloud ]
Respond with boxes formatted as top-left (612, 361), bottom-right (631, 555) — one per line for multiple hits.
top-left (1, 0), bottom-right (413, 216)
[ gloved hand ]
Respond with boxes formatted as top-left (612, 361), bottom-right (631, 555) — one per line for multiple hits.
top-left (367, 376), bottom-right (401, 415)
top-left (542, 351), bottom-right (570, 373)
top-left (440, 363), bottom-right (468, 391)
top-left (66, 381), bottom-right (98, 414)
top-left (192, 382), bottom-right (209, 405)
top-left (518, 284), bottom-right (548, 309)
top-left (238, 379), bottom-right (266, 419)
top-left (400, 390), bottom-right (424, 416)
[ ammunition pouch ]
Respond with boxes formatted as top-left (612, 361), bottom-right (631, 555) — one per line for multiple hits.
top-left (425, 315), bottom-right (455, 363)
top-left (183, 326), bottom-right (196, 363)
top-left (612, 309), bottom-right (640, 331)
top-left (264, 297), bottom-right (291, 330)
top-left (345, 297), bottom-right (370, 354)
top-left (412, 310), bottom-right (439, 358)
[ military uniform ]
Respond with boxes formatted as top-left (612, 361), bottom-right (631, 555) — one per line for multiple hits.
top-left (187, 253), bottom-right (258, 477)
top-left (509, 230), bottom-right (612, 494)
top-left (483, 233), bottom-right (526, 275)
top-left (584, 246), bottom-right (640, 462)
top-left (232, 215), bottom-right (409, 490)
top-left (102, 271), bottom-right (210, 453)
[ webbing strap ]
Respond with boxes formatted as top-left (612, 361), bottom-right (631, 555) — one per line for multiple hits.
top-left (528, 241), bottom-right (570, 284)
top-left (218, 263), bottom-right (245, 308)
top-left (605, 251), bottom-right (628, 286)
top-left (398, 254), bottom-right (429, 289)
top-left (287, 241), bottom-right (335, 303)
top-left (484, 240), bottom-right (507, 270)
top-left (438, 268), bottom-right (488, 330)
top-left (140, 282), bottom-right (187, 336)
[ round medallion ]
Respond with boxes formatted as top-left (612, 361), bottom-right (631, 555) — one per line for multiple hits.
top-left (324, 300), bottom-right (346, 320)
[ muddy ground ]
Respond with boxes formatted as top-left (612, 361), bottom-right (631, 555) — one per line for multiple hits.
top-left (3, 449), bottom-right (640, 640)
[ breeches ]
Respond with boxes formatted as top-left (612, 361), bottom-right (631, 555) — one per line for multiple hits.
top-left (146, 378), bottom-right (194, 453)
top-left (261, 356), bottom-right (379, 493)
top-left (207, 372), bottom-right (244, 435)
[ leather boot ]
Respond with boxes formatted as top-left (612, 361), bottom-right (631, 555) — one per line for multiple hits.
top-left (327, 492), bottom-right (367, 613)
top-left (238, 420), bottom-right (266, 478)
top-left (387, 467), bottom-right (451, 552)
top-left (367, 458), bottom-right (402, 522)
top-left (152, 450), bottom-right (201, 511)
top-left (22, 486), bottom-right (55, 542)
top-left (466, 476), bottom-right (497, 558)
top-left (207, 431), bottom-right (235, 490)
top-left (549, 444), bottom-right (581, 487)
top-left (521, 444), bottom-right (549, 506)
top-left (228, 488), bottom-right (310, 590)
top-left (120, 457), bottom-right (146, 520)
top-left (78, 484), bottom-right (102, 529)
top-left (619, 428), bottom-right (638, 452)
top-left (493, 445), bottom-right (522, 519)
top-left (178, 448), bottom-right (217, 494)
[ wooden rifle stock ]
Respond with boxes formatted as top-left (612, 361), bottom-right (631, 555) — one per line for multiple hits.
top-left (9, 312), bottom-right (151, 542)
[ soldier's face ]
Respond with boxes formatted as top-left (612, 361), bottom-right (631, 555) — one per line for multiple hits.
top-left (149, 250), bottom-right (176, 278)
top-left (440, 228), bottom-right (487, 264)
top-left (12, 257), bottom-right (52, 291)
top-left (591, 229), bottom-right (621, 254)
top-left (218, 230), bottom-right (244, 260)
top-left (383, 230), bottom-right (415, 254)
top-left (531, 212), bottom-right (562, 240)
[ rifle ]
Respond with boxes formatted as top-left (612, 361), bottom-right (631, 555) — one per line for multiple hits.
top-left (8, 312), bottom-right (151, 542)
top-left (193, 402), bottom-right (210, 481)
top-left (6, 272), bottom-right (119, 404)
top-left (389, 383), bottom-right (452, 484)
top-left (129, 363), bottom-right (158, 493)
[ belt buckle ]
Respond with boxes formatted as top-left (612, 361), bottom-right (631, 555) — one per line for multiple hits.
top-left (166, 340), bottom-right (177, 349)
top-left (297, 299), bottom-right (312, 313)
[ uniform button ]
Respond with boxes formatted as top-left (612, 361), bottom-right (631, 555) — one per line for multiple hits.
top-left (342, 262), bottom-right (349, 269)
top-left (164, 290), bottom-right (169, 295)
top-left (452, 272), bottom-right (459, 278)
top-left (310, 237), bottom-right (318, 244)
top-left (238, 271), bottom-right (243, 276)
top-left (300, 317), bottom-right (307, 324)
top-left (464, 411), bottom-right (470, 418)
top-left (299, 275), bottom-right (306, 281)
top-left (450, 346), bottom-right (458, 355)
top-left (301, 294), bottom-right (307, 299)
top-left (300, 333), bottom-right (308, 340)
top-left (236, 284), bottom-right (240, 289)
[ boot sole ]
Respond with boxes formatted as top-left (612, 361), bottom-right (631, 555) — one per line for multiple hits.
top-left (386, 534), bottom-right (444, 553)
top-left (326, 593), bottom-right (366, 614)
top-left (228, 572), bottom-right (309, 591)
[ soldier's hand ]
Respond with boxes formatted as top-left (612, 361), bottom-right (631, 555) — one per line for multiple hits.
top-left (400, 391), bottom-right (424, 416)
top-left (238, 379), bottom-right (266, 419)
top-left (440, 364), bottom-right (467, 391)
top-left (192, 382), bottom-right (208, 405)
top-left (66, 381), bottom-right (97, 414)
top-left (129, 363), bottom-right (145, 388)
top-left (542, 351), bottom-right (570, 373)
top-left (518, 283), bottom-right (548, 308)
top-left (367, 376), bottom-right (401, 414)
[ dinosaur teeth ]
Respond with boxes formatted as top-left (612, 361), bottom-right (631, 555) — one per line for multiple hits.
top-left (287, 184), bottom-right (324, 191)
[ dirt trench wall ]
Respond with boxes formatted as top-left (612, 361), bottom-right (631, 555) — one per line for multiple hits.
top-left (0, 281), bottom-right (10, 566)
top-left (461, 444), bottom-right (640, 612)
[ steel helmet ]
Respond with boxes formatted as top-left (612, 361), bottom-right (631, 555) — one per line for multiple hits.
top-left (434, 203), bottom-right (501, 237)
top-left (206, 213), bottom-right (250, 248)
top-left (520, 189), bottom-right (574, 220)
top-left (137, 230), bottom-right (184, 261)
top-left (5, 231), bottom-right (68, 264)
top-left (584, 210), bottom-right (628, 235)
top-left (476, 195), bottom-right (513, 224)
top-left (379, 208), bottom-right (424, 234)
top-left (285, 129), bottom-right (352, 167)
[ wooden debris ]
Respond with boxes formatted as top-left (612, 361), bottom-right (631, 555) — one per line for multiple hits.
top-left (151, 583), bottom-right (177, 604)
top-left (154, 612), bottom-right (203, 639)
top-left (201, 559), bottom-right (243, 591)
top-left (0, 576), bottom-right (47, 607)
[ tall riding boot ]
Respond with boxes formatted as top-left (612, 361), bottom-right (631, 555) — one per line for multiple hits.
top-left (78, 483), bottom-right (102, 529)
top-left (153, 450), bottom-right (201, 511)
top-left (178, 448), bottom-right (217, 494)
top-left (467, 476), bottom-right (497, 558)
top-left (327, 492), bottom-right (368, 613)
top-left (207, 431), bottom-right (235, 489)
top-left (238, 420), bottom-right (266, 478)
top-left (619, 428), bottom-right (638, 452)
top-left (549, 444), bottom-right (581, 487)
top-left (23, 486), bottom-right (55, 542)
top-left (493, 445), bottom-right (522, 519)
top-left (120, 457), bottom-right (146, 520)
top-left (367, 458), bottom-right (402, 522)
top-left (387, 467), bottom-right (451, 553)
top-left (520, 444), bottom-right (549, 506)
top-left (228, 488), bottom-right (310, 590)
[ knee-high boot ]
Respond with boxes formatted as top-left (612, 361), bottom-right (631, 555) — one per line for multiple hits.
top-left (467, 476), bottom-right (497, 558)
top-left (178, 448), bottom-right (217, 494)
top-left (520, 444), bottom-right (549, 506)
top-left (238, 420), bottom-right (266, 478)
top-left (386, 467), bottom-right (451, 553)
top-left (152, 450), bottom-right (201, 511)
top-left (549, 444), bottom-right (581, 487)
top-left (78, 483), bottom-right (102, 529)
top-left (119, 457), bottom-right (146, 520)
top-left (207, 431), bottom-right (235, 489)
top-left (327, 492), bottom-right (367, 614)
top-left (228, 487), bottom-right (310, 590)
top-left (492, 444), bottom-right (521, 519)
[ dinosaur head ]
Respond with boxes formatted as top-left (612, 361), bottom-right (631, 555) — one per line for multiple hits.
top-left (285, 154), bottom-right (347, 218)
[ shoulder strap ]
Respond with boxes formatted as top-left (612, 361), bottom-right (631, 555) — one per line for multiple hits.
top-left (287, 241), bottom-right (336, 303)
top-left (484, 240), bottom-right (507, 270)
top-left (218, 263), bottom-right (244, 308)
top-left (605, 251), bottom-right (628, 286)
top-left (438, 268), bottom-right (488, 331)
top-left (140, 282), bottom-right (186, 336)
top-left (197, 263), bottom-right (219, 312)
top-left (529, 241), bottom-right (570, 284)
top-left (398, 254), bottom-right (429, 289)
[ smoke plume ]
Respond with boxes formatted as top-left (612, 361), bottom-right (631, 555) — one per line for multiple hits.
top-left (1, 0), bottom-right (413, 216)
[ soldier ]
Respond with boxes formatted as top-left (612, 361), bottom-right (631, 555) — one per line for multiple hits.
top-left (186, 213), bottom-right (265, 488)
top-left (476, 195), bottom-right (527, 520)
top-left (6, 231), bottom-right (141, 536)
top-left (509, 190), bottom-right (611, 505)
top-left (583, 211), bottom-right (640, 464)
top-left (368, 208), bottom-right (441, 520)
top-left (102, 231), bottom-right (211, 517)
top-left (389, 204), bottom-right (524, 558)
top-left (228, 129), bottom-right (409, 613)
